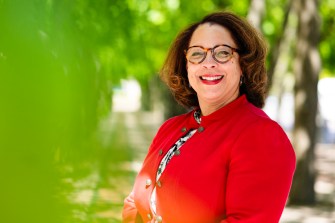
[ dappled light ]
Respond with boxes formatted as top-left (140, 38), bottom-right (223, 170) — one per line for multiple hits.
top-left (112, 79), bottom-right (142, 112)
top-left (294, 127), bottom-right (311, 159)
top-left (310, 48), bottom-right (322, 75)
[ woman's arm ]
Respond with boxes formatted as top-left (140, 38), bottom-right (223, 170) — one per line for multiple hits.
top-left (222, 120), bottom-right (296, 223)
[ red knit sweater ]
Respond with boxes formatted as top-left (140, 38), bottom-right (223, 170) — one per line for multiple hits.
top-left (122, 95), bottom-right (296, 223)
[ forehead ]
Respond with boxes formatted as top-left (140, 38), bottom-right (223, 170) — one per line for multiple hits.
top-left (189, 23), bottom-right (236, 47)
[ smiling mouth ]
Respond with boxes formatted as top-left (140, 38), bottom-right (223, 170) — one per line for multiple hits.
top-left (200, 75), bottom-right (224, 81)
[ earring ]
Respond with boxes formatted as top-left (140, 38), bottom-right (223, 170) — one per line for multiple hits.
top-left (239, 76), bottom-right (244, 86)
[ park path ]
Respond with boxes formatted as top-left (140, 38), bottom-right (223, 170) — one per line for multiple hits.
top-left (92, 111), bottom-right (162, 222)
top-left (67, 111), bottom-right (335, 222)
top-left (281, 143), bottom-right (335, 223)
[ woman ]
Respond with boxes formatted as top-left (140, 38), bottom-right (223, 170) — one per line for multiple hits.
top-left (122, 11), bottom-right (296, 223)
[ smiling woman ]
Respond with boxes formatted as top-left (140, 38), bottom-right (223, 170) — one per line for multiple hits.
top-left (186, 23), bottom-right (242, 115)
top-left (122, 11), bottom-right (296, 223)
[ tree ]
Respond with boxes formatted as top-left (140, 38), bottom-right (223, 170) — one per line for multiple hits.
top-left (266, 0), bottom-right (295, 90)
top-left (290, 0), bottom-right (321, 204)
top-left (247, 0), bottom-right (265, 30)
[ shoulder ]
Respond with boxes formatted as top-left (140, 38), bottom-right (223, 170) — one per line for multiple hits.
top-left (234, 100), bottom-right (293, 156)
top-left (229, 110), bottom-right (296, 181)
top-left (241, 104), bottom-right (290, 145)
top-left (239, 99), bottom-right (280, 130)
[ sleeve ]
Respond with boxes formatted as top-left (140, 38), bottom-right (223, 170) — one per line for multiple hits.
top-left (122, 191), bottom-right (143, 223)
top-left (222, 120), bottom-right (296, 223)
top-left (122, 118), bottom-right (175, 223)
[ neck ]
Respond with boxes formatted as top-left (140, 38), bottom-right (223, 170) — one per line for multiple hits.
top-left (199, 94), bottom-right (240, 116)
top-left (199, 102), bottom-right (226, 116)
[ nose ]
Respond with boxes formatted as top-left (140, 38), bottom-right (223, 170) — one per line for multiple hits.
top-left (202, 51), bottom-right (217, 68)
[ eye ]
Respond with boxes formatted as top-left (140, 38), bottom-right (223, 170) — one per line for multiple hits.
top-left (215, 49), bottom-right (230, 59)
top-left (189, 50), bottom-right (205, 59)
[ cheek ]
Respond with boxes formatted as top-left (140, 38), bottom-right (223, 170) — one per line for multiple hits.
top-left (187, 72), bottom-right (195, 82)
top-left (187, 68), bottom-right (199, 87)
top-left (187, 65), bottom-right (197, 77)
top-left (230, 60), bottom-right (242, 74)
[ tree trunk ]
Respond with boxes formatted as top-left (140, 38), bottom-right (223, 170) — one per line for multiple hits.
top-left (247, 0), bottom-right (265, 31)
top-left (290, 0), bottom-right (321, 205)
top-left (267, 0), bottom-right (294, 90)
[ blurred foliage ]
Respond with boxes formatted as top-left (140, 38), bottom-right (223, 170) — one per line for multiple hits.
top-left (320, 0), bottom-right (335, 77)
top-left (0, 0), bottom-right (106, 222)
top-left (0, 0), bottom-right (334, 222)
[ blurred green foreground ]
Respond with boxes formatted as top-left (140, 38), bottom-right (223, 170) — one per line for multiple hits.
top-left (0, 1), bottom-right (131, 222)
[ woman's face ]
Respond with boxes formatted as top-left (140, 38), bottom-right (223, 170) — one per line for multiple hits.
top-left (187, 23), bottom-right (242, 111)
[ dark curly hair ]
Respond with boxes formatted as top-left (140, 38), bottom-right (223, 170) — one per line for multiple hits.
top-left (160, 11), bottom-right (268, 108)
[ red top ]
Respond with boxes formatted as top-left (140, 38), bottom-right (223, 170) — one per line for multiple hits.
top-left (122, 95), bottom-right (296, 223)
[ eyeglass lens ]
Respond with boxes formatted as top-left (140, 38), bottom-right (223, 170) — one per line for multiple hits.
top-left (186, 45), bottom-right (234, 64)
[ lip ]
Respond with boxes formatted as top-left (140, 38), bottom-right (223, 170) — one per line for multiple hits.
top-left (200, 74), bottom-right (224, 85)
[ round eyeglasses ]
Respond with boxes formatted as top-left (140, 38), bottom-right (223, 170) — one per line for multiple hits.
top-left (184, 44), bottom-right (240, 64)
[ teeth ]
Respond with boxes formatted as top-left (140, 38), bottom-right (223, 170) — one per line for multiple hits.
top-left (201, 76), bottom-right (223, 81)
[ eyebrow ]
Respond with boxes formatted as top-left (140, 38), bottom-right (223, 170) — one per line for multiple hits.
top-left (187, 44), bottom-right (239, 50)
